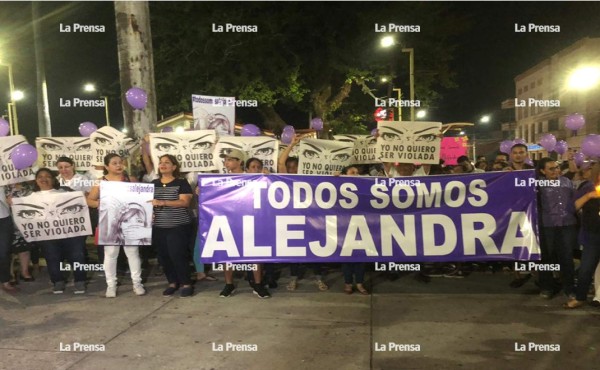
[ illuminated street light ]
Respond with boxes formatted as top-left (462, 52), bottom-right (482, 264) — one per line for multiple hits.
top-left (480, 115), bottom-right (490, 123)
top-left (379, 36), bottom-right (415, 120)
top-left (121, 127), bottom-right (128, 134)
top-left (381, 77), bottom-right (388, 83)
top-left (12, 90), bottom-right (24, 101)
top-left (84, 83), bottom-right (96, 92)
top-left (567, 66), bottom-right (600, 90)
top-left (380, 36), bottom-right (395, 48)
top-left (0, 57), bottom-right (19, 134)
top-left (83, 83), bottom-right (110, 126)
top-left (416, 110), bottom-right (427, 119)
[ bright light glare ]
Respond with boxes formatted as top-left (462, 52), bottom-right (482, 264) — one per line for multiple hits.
top-left (12, 90), bottom-right (24, 101)
top-left (380, 36), bottom-right (394, 48)
top-left (121, 127), bottom-right (128, 134)
top-left (381, 77), bottom-right (388, 83)
top-left (175, 126), bottom-right (185, 133)
top-left (568, 67), bottom-right (600, 90)
top-left (84, 83), bottom-right (96, 92)
top-left (416, 110), bottom-right (427, 119)
top-left (480, 115), bottom-right (490, 123)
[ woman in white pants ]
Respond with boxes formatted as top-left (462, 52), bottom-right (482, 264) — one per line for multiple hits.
top-left (87, 153), bottom-right (145, 298)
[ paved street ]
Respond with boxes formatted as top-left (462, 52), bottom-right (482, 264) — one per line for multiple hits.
top-left (1, 262), bottom-right (599, 370)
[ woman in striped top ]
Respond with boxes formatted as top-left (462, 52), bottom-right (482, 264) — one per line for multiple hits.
top-left (150, 155), bottom-right (194, 298)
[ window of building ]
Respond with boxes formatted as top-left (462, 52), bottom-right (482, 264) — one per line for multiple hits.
top-left (524, 85), bottom-right (529, 92)
top-left (530, 82), bottom-right (535, 89)
top-left (517, 109), bottom-right (522, 120)
top-left (524, 108), bottom-right (529, 118)
top-left (518, 88), bottom-right (522, 95)
top-left (538, 78), bottom-right (543, 86)
top-left (548, 118), bottom-right (558, 131)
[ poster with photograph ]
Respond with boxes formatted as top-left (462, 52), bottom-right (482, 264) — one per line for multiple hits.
top-left (192, 94), bottom-right (235, 137)
top-left (297, 138), bottom-right (354, 175)
top-left (98, 182), bottom-right (154, 246)
top-left (333, 134), bottom-right (378, 164)
top-left (149, 131), bottom-right (217, 172)
top-left (440, 137), bottom-right (468, 165)
top-left (376, 121), bottom-right (442, 164)
top-left (11, 191), bottom-right (92, 242)
top-left (214, 136), bottom-right (279, 173)
top-left (91, 126), bottom-right (139, 166)
top-left (0, 135), bottom-right (36, 186)
top-left (36, 137), bottom-right (93, 170)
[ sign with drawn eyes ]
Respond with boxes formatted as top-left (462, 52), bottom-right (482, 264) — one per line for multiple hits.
top-left (297, 138), bottom-right (354, 175)
top-left (36, 137), bottom-right (93, 170)
top-left (192, 94), bottom-right (235, 137)
top-left (278, 141), bottom-right (301, 159)
top-left (215, 136), bottom-right (279, 173)
top-left (376, 121), bottom-right (442, 164)
top-left (149, 131), bottom-right (217, 172)
top-left (91, 126), bottom-right (139, 166)
top-left (0, 135), bottom-right (36, 186)
top-left (333, 135), bottom-right (378, 165)
top-left (11, 191), bottom-right (92, 242)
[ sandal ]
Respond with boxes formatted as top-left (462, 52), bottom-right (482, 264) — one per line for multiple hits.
top-left (356, 284), bottom-right (370, 295)
top-left (287, 279), bottom-right (297, 291)
top-left (563, 299), bottom-right (585, 309)
top-left (316, 279), bottom-right (328, 291)
top-left (344, 284), bottom-right (353, 294)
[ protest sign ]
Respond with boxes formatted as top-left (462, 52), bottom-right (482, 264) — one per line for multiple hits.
top-left (440, 137), bottom-right (468, 166)
top-left (192, 94), bottom-right (235, 137)
top-left (12, 191), bottom-right (92, 242)
top-left (149, 131), bottom-right (217, 172)
top-left (334, 134), bottom-right (378, 164)
top-left (297, 138), bottom-right (354, 175)
top-left (376, 121), bottom-right (442, 164)
top-left (0, 135), bottom-right (36, 186)
top-left (91, 126), bottom-right (138, 166)
top-left (215, 136), bottom-right (278, 173)
top-left (36, 137), bottom-right (93, 170)
top-left (197, 171), bottom-right (539, 263)
top-left (98, 182), bottom-right (154, 245)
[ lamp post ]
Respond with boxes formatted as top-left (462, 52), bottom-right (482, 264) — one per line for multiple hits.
top-left (0, 59), bottom-right (19, 135)
top-left (380, 37), bottom-right (416, 121)
top-left (83, 83), bottom-right (111, 126)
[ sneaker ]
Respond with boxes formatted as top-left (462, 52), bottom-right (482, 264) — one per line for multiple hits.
top-left (267, 278), bottom-right (278, 289)
top-left (74, 281), bottom-right (86, 294)
top-left (133, 284), bottom-right (146, 296)
top-left (162, 286), bottom-right (179, 297)
top-left (540, 290), bottom-right (553, 299)
top-left (286, 279), bottom-right (298, 291)
top-left (219, 284), bottom-right (236, 298)
top-left (53, 281), bottom-right (66, 294)
top-left (180, 286), bottom-right (194, 298)
top-left (253, 284), bottom-right (271, 299)
top-left (315, 279), bottom-right (329, 291)
top-left (443, 269), bottom-right (467, 278)
top-left (105, 286), bottom-right (117, 298)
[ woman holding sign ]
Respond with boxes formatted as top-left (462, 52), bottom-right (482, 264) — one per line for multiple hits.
top-left (150, 155), bottom-right (195, 298)
top-left (87, 154), bottom-right (145, 298)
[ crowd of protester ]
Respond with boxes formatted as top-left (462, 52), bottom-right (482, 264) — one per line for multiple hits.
top-left (0, 137), bottom-right (599, 310)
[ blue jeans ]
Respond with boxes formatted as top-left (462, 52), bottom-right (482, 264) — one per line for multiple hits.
top-left (576, 232), bottom-right (600, 301)
top-left (0, 216), bottom-right (14, 283)
top-left (342, 263), bottom-right (365, 284)
top-left (39, 236), bottom-right (87, 283)
top-left (154, 225), bottom-right (192, 285)
top-left (539, 225), bottom-right (576, 295)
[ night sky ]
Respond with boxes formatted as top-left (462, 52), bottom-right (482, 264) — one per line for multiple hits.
top-left (1, 1), bottom-right (599, 142)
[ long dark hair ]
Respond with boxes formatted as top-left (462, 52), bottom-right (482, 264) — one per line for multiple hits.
top-left (33, 168), bottom-right (59, 191)
top-left (103, 153), bottom-right (122, 175)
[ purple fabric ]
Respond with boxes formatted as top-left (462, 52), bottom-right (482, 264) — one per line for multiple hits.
top-left (197, 171), bottom-right (540, 263)
top-left (538, 176), bottom-right (577, 227)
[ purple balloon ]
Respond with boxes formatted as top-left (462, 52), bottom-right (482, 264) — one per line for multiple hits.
top-left (311, 117), bottom-right (323, 131)
top-left (281, 130), bottom-right (294, 144)
top-left (371, 128), bottom-right (378, 136)
top-left (499, 140), bottom-right (513, 154)
top-left (283, 125), bottom-right (295, 133)
top-left (513, 138), bottom-right (526, 145)
top-left (574, 152), bottom-right (585, 167)
top-left (554, 140), bottom-right (568, 155)
top-left (0, 118), bottom-right (9, 136)
top-left (79, 121), bottom-right (98, 137)
top-left (539, 133), bottom-right (557, 152)
top-left (11, 143), bottom-right (38, 170)
top-left (125, 87), bottom-right (148, 110)
top-left (241, 124), bottom-right (260, 137)
top-left (161, 126), bottom-right (174, 133)
top-left (565, 114), bottom-right (585, 131)
top-left (581, 134), bottom-right (600, 157)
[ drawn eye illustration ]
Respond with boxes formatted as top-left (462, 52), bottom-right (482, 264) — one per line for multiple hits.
top-left (155, 143), bottom-right (177, 152)
top-left (255, 147), bottom-right (274, 156)
top-left (17, 209), bottom-right (44, 219)
top-left (332, 153), bottom-right (351, 162)
top-left (60, 204), bottom-right (85, 215)
top-left (76, 143), bottom-right (91, 151)
top-left (192, 141), bottom-right (212, 150)
top-left (94, 137), bottom-right (111, 146)
top-left (381, 132), bottom-right (400, 141)
top-left (367, 139), bottom-right (377, 145)
top-left (416, 134), bottom-right (437, 142)
top-left (41, 143), bottom-right (62, 151)
top-left (302, 149), bottom-right (320, 159)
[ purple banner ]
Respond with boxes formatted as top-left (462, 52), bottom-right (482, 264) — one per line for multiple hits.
top-left (198, 171), bottom-right (540, 263)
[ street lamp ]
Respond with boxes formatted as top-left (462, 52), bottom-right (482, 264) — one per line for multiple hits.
top-left (416, 109), bottom-right (427, 119)
top-left (83, 83), bottom-right (110, 126)
top-left (567, 66), bottom-right (600, 91)
top-left (380, 37), bottom-right (416, 121)
top-left (480, 115), bottom-right (490, 123)
top-left (0, 58), bottom-right (19, 135)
